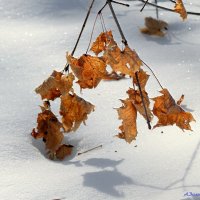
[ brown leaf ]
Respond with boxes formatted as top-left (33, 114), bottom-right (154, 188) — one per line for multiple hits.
top-left (103, 38), bottom-right (142, 76)
top-left (152, 89), bottom-right (195, 130)
top-left (127, 88), bottom-right (153, 121)
top-left (56, 144), bottom-right (73, 160)
top-left (35, 71), bottom-right (74, 100)
top-left (117, 99), bottom-right (137, 143)
top-left (60, 93), bottom-right (95, 132)
top-left (67, 54), bottom-right (107, 89)
top-left (31, 108), bottom-right (64, 153)
top-left (133, 69), bottom-right (149, 90)
top-left (140, 17), bottom-right (168, 37)
top-left (90, 31), bottom-right (113, 55)
top-left (103, 71), bottom-right (125, 81)
top-left (174, 0), bottom-right (187, 20)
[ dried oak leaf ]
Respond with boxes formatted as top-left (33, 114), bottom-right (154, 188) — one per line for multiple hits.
top-left (31, 108), bottom-right (64, 153)
top-left (174, 0), bottom-right (187, 20)
top-left (117, 99), bottom-right (137, 143)
top-left (140, 17), bottom-right (168, 37)
top-left (127, 88), bottom-right (153, 121)
top-left (103, 37), bottom-right (142, 77)
top-left (133, 69), bottom-right (150, 90)
top-left (90, 31), bottom-right (113, 55)
top-left (152, 89), bottom-right (195, 130)
top-left (60, 93), bottom-right (95, 132)
top-left (67, 54), bottom-right (107, 89)
top-left (56, 144), bottom-right (74, 160)
top-left (35, 71), bottom-right (74, 100)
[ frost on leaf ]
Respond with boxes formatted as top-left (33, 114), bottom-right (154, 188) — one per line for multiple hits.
top-left (117, 99), bottom-right (137, 143)
top-left (35, 71), bottom-right (74, 100)
top-left (56, 144), bottom-right (73, 160)
top-left (127, 88), bottom-right (153, 121)
top-left (31, 108), bottom-right (64, 153)
top-left (152, 89), bottom-right (195, 130)
top-left (67, 54), bottom-right (107, 89)
top-left (90, 31), bottom-right (113, 55)
top-left (60, 93), bottom-right (95, 132)
top-left (103, 37), bottom-right (142, 76)
top-left (174, 0), bottom-right (187, 20)
top-left (140, 17), bottom-right (168, 37)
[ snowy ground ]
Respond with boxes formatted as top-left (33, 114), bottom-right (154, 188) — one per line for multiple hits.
top-left (0, 0), bottom-right (200, 199)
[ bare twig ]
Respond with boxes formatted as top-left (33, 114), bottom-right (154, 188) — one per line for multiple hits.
top-left (140, 0), bottom-right (149, 12)
top-left (77, 145), bottom-right (103, 155)
top-left (138, 0), bottom-right (200, 16)
top-left (64, 0), bottom-right (96, 72)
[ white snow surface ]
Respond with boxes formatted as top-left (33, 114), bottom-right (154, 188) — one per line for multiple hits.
top-left (0, 0), bottom-right (200, 200)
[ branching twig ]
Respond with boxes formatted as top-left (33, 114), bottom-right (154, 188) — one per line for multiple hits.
top-left (138, 0), bottom-right (200, 16)
top-left (140, 0), bottom-right (149, 12)
top-left (107, 0), bottom-right (151, 129)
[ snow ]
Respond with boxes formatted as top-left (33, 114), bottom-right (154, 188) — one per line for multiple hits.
top-left (0, 0), bottom-right (200, 199)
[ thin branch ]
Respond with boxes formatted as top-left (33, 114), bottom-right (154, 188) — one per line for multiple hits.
top-left (135, 73), bottom-right (152, 129)
top-left (140, 0), bottom-right (149, 12)
top-left (138, 0), bottom-right (200, 16)
top-left (155, 0), bottom-right (159, 19)
top-left (111, 0), bottom-right (130, 7)
top-left (77, 145), bottom-right (103, 155)
top-left (142, 60), bottom-right (164, 90)
top-left (107, 0), bottom-right (128, 45)
top-left (86, 14), bottom-right (99, 54)
top-left (107, 0), bottom-right (151, 129)
top-left (64, 0), bottom-right (96, 72)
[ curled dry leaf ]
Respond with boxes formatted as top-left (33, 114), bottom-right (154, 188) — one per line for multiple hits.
top-left (60, 93), bottom-right (95, 132)
top-left (152, 89), bottom-right (195, 130)
top-left (67, 54), bottom-right (107, 89)
top-left (103, 36), bottom-right (142, 77)
top-left (35, 71), bottom-right (74, 100)
top-left (90, 31), bottom-right (113, 55)
top-left (117, 99), bottom-right (137, 143)
top-left (127, 88), bottom-right (153, 121)
top-left (140, 17), bottom-right (168, 37)
top-left (174, 0), bottom-right (187, 20)
top-left (56, 144), bottom-right (74, 160)
top-left (31, 108), bottom-right (64, 153)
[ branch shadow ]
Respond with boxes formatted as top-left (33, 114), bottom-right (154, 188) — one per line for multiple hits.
top-left (82, 158), bottom-right (133, 198)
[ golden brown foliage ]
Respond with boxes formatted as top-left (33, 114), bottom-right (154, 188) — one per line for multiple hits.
top-left (60, 93), bottom-right (95, 132)
top-left (67, 54), bottom-right (107, 89)
top-left (117, 99), bottom-right (137, 143)
top-left (133, 69), bottom-right (149, 90)
top-left (174, 0), bottom-right (187, 20)
top-left (90, 31), bottom-right (113, 55)
top-left (35, 71), bottom-right (74, 100)
top-left (152, 89), bottom-right (195, 130)
top-left (31, 108), bottom-right (64, 153)
top-left (140, 17), bottom-right (168, 37)
top-left (103, 41), bottom-right (142, 76)
top-left (56, 144), bottom-right (73, 160)
top-left (127, 88), bottom-right (153, 121)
